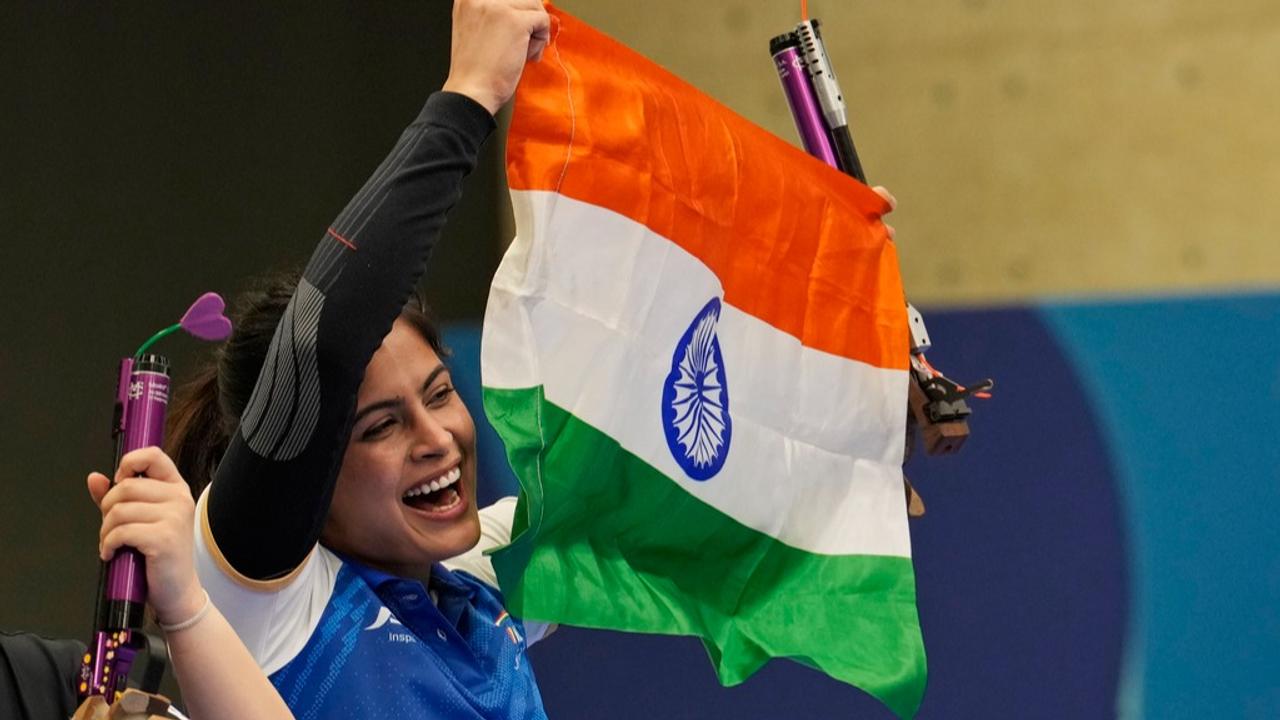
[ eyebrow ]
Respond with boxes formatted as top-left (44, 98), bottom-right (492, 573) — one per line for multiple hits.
top-left (352, 363), bottom-right (449, 426)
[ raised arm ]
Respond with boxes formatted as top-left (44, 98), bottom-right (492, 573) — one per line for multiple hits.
top-left (204, 0), bottom-right (549, 582)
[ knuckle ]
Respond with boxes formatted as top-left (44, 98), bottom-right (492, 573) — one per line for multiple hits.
top-left (110, 480), bottom-right (139, 501)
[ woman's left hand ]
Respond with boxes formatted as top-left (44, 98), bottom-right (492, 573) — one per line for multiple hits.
top-left (871, 185), bottom-right (897, 240)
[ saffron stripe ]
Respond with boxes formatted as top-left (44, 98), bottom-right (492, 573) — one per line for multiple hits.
top-left (505, 10), bottom-right (907, 370)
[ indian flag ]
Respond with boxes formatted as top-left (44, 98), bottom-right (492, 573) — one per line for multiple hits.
top-left (482, 6), bottom-right (925, 717)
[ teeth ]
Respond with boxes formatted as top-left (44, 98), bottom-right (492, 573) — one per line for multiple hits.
top-left (402, 467), bottom-right (462, 499)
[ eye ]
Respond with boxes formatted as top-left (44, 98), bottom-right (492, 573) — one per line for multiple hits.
top-left (425, 384), bottom-right (455, 408)
top-left (360, 417), bottom-right (396, 441)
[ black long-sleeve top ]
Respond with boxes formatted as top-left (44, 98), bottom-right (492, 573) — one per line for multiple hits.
top-left (206, 91), bottom-right (495, 580)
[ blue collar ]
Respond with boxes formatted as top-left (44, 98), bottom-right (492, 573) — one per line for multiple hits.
top-left (341, 557), bottom-right (478, 600)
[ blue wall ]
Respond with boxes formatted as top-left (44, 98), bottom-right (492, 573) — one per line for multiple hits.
top-left (1044, 294), bottom-right (1280, 719)
top-left (444, 291), bottom-right (1280, 719)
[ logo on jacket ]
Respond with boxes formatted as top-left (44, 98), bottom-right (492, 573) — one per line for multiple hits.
top-left (495, 611), bottom-right (523, 646)
top-left (363, 605), bottom-right (403, 631)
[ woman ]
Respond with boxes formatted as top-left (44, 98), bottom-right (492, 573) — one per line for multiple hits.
top-left (163, 1), bottom-right (554, 718)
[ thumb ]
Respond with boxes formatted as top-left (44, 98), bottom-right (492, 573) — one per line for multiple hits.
top-left (86, 472), bottom-right (111, 509)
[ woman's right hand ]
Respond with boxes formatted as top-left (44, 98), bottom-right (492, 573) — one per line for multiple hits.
top-left (88, 446), bottom-right (205, 629)
top-left (442, 0), bottom-right (551, 116)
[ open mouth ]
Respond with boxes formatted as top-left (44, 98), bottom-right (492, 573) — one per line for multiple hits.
top-left (401, 466), bottom-right (463, 514)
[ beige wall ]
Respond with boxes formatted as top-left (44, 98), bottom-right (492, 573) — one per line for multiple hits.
top-left (552, 1), bottom-right (1280, 305)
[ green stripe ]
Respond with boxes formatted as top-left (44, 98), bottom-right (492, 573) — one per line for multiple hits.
top-left (484, 385), bottom-right (926, 719)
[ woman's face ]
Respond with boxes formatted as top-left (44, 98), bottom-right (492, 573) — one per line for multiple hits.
top-left (321, 319), bottom-right (480, 579)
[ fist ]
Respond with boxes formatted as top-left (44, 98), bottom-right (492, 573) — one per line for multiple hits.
top-left (89, 447), bottom-right (205, 627)
top-left (442, 0), bottom-right (552, 115)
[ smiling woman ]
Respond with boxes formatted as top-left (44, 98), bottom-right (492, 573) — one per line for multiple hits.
top-left (156, 1), bottom-right (556, 718)
top-left (323, 320), bottom-right (482, 583)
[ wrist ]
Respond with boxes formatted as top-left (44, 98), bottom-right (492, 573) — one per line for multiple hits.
top-left (158, 589), bottom-right (212, 633)
top-left (155, 583), bottom-right (208, 628)
top-left (441, 78), bottom-right (501, 117)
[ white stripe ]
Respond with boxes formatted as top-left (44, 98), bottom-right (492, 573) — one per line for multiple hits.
top-left (336, 124), bottom-right (425, 237)
top-left (276, 280), bottom-right (324, 459)
top-left (483, 190), bottom-right (911, 557)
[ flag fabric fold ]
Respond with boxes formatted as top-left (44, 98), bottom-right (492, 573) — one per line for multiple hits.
top-left (481, 6), bottom-right (926, 717)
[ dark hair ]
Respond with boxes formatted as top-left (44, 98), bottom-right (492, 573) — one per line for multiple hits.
top-left (166, 270), bottom-right (445, 497)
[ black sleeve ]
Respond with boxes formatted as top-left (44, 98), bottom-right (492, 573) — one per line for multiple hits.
top-left (0, 631), bottom-right (85, 720)
top-left (207, 91), bottom-right (496, 580)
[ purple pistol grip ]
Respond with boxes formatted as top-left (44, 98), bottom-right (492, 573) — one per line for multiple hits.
top-left (114, 358), bottom-right (133, 435)
top-left (81, 355), bottom-right (171, 701)
top-left (103, 365), bottom-right (170, 605)
top-left (772, 45), bottom-right (839, 168)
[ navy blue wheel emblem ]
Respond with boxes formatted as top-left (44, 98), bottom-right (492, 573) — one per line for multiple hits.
top-left (661, 297), bottom-right (732, 481)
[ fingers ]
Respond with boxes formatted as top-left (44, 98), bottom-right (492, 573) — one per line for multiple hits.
top-left (526, 9), bottom-right (552, 62)
top-left (93, 448), bottom-right (200, 621)
top-left (86, 472), bottom-right (111, 509)
top-left (100, 518), bottom-right (157, 560)
top-left (100, 487), bottom-right (192, 530)
top-left (96, 448), bottom-right (194, 561)
top-left (99, 491), bottom-right (194, 558)
top-left (444, 0), bottom-right (553, 114)
top-left (869, 186), bottom-right (897, 240)
top-left (98, 477), bottom-right (195, 557)
top-left (90, 469), bottom-right (181, 513)
top-left (100, 520), bottom-right (175, 562)
top-left (520, 9), bottom-right (550, 61)
top-left (115, 446), bottom-right (183, 486)
top-left (100, 474), bottom-right (193, 512)
top-left (875, 184), bottom-right (896, 210)
top-left (91, 447), bottom-right (190, 520)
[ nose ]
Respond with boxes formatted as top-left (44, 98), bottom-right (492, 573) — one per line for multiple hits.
top-left (409, 406), bottom-right (453, 461)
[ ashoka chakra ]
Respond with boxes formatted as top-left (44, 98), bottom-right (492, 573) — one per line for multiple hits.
top-left (661, 297), bottom-right (732, 481)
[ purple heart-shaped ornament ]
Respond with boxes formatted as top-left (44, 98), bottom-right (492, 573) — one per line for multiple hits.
top-left (180, 292), bottom-right (233, 342)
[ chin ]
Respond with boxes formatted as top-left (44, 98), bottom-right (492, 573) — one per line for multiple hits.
top-left (431, 507), bottom-right (483, 560)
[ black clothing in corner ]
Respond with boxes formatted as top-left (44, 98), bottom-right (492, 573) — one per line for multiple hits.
top-left (0, 631), bottom-right (85, 720)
